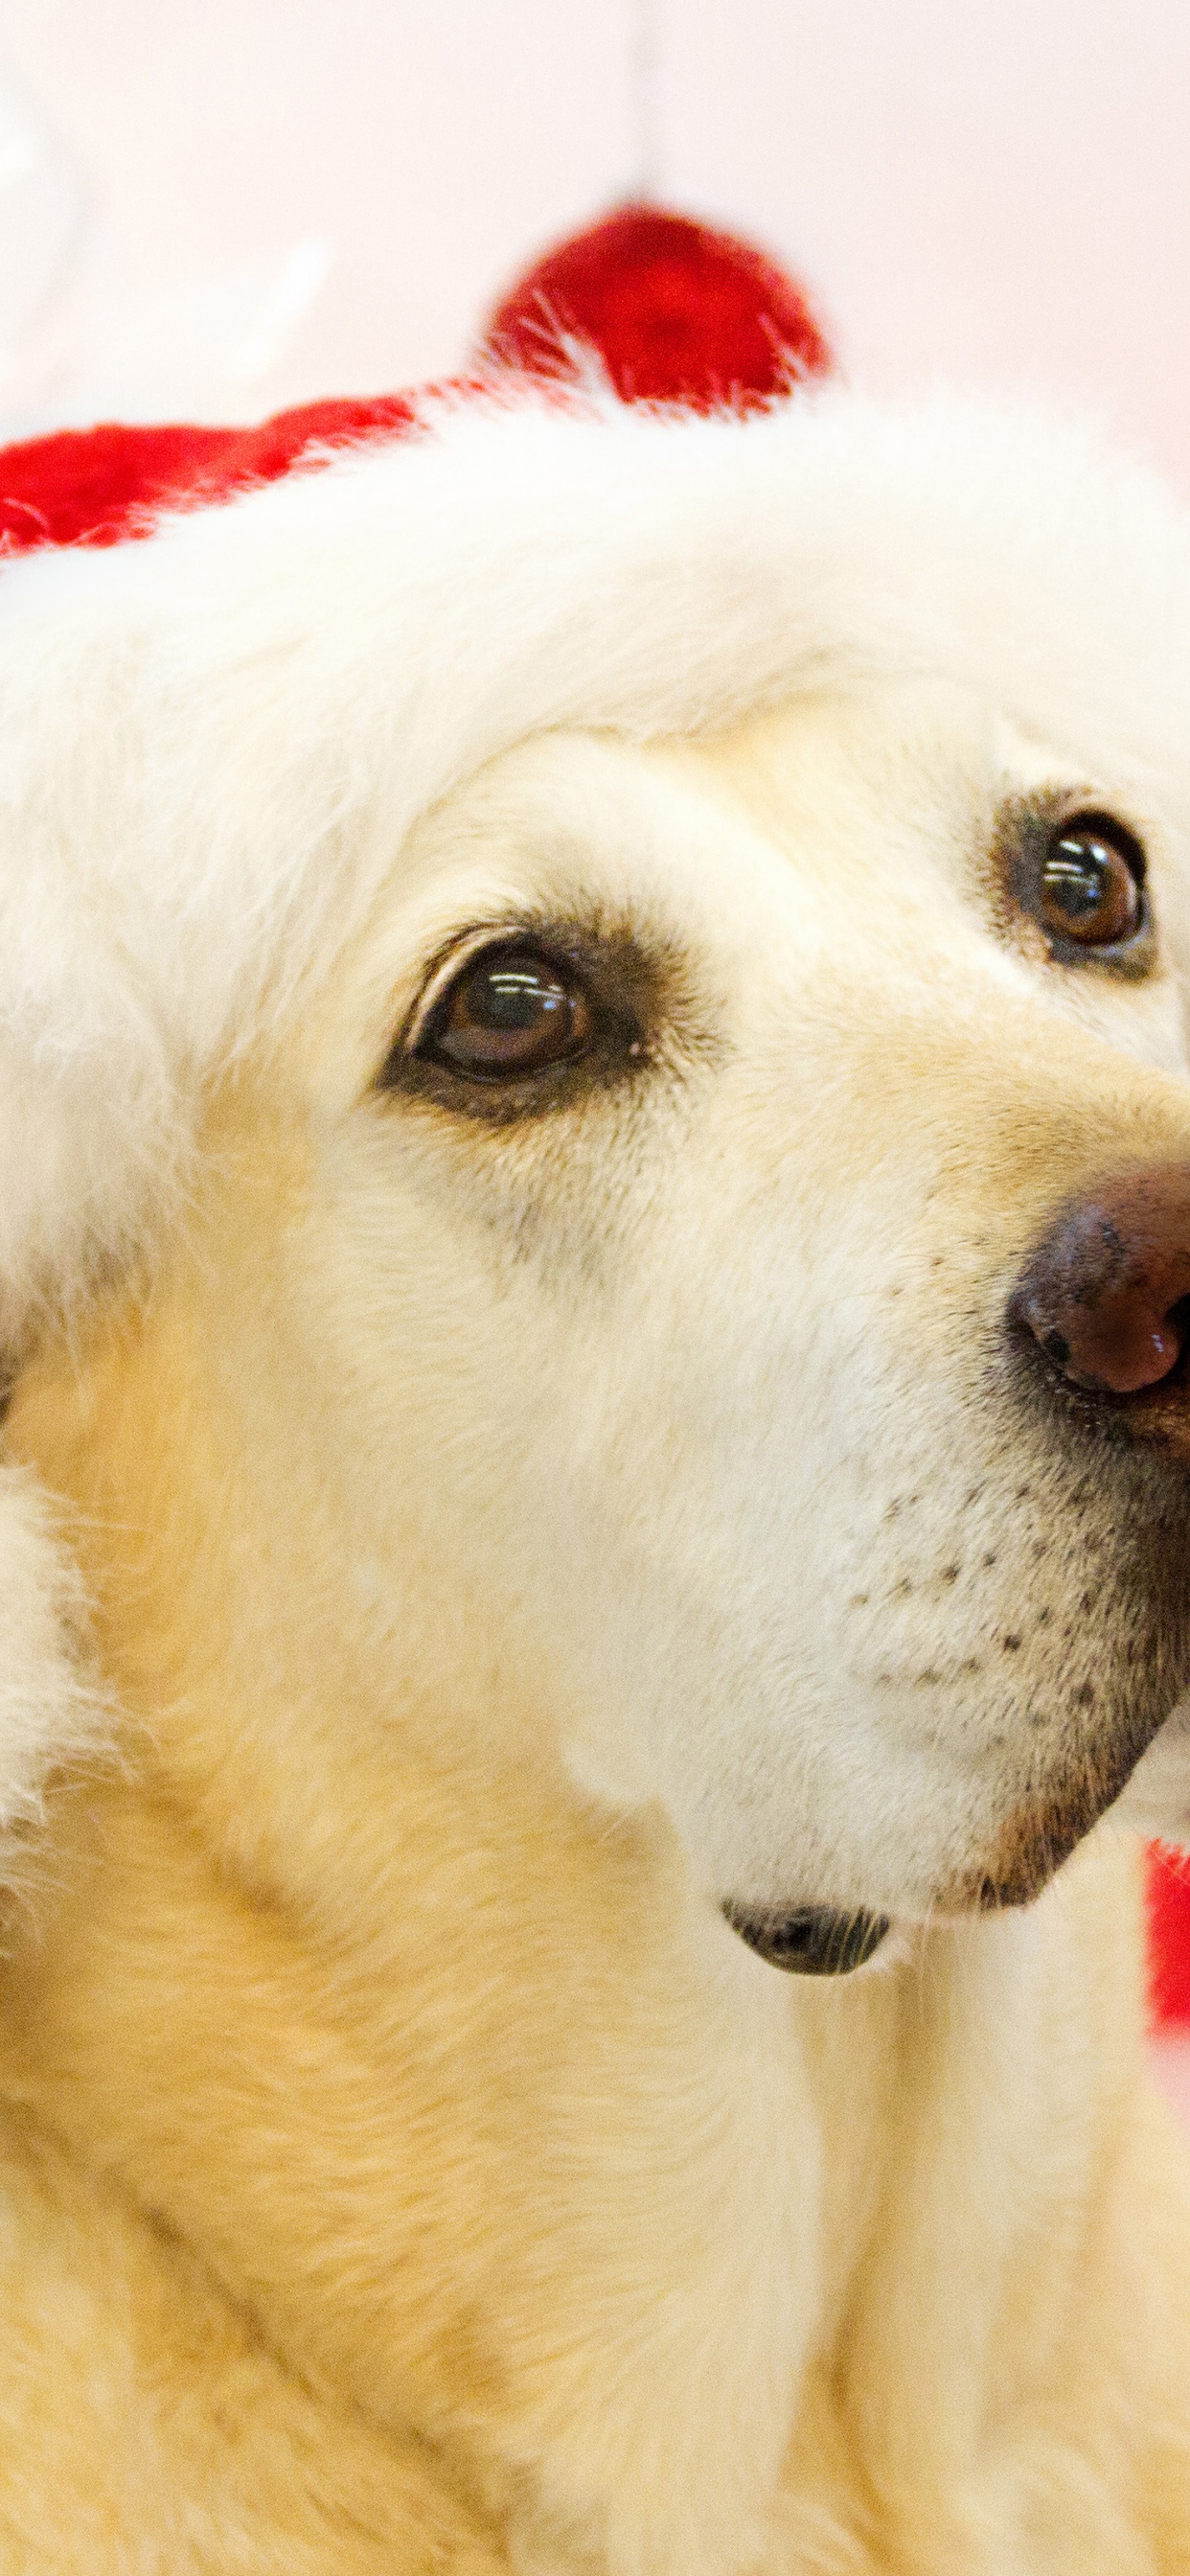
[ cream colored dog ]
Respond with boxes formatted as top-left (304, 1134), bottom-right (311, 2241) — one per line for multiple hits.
top-left (1, 391), bottom-right (1190, 2570)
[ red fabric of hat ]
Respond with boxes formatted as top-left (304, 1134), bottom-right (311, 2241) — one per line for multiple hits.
top-left (0, 395), bottom-right (423, 558)
top-left (0, 206), bottom-right (832, 560)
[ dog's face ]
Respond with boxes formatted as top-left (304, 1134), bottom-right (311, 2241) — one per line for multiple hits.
top-left (203, 678), bottom-right (1190, 1948)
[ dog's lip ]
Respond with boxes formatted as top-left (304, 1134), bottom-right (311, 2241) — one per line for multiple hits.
top-left (722, 1903), bottom-right (892, 1974)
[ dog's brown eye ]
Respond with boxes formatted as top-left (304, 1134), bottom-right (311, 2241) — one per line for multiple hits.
top-left (417, 943), bottom-right (593, 1079)
top-left (1041, 814), bottom-right (1145, 949)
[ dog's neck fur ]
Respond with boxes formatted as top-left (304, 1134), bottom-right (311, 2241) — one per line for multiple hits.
top-left (0, 1226), bottom-right (1169, 2576)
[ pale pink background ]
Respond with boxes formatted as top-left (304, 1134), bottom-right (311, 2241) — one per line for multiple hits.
top-left (2, 2), bottom-right (1189, 481)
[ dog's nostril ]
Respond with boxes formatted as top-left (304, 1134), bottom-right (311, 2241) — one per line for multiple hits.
top-left (1011, 1164), bottom-right (1190, 1399)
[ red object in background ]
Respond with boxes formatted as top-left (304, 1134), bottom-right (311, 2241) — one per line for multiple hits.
top-left (482, 203), bottom-right (834, 410)
top-left (1147, 1844), bottom-right (1190, 2028)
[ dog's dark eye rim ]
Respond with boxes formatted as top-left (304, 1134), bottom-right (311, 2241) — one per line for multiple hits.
top-left (375, 921), bottom-right (655, 1107)
top-left (1005, 799), bottom-right (1155, 973)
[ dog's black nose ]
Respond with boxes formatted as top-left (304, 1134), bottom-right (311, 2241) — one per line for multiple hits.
top-left (1010, 1164), bottom-right (1190, 1396)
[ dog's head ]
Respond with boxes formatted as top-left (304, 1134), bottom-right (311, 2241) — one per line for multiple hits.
top-left (5, 392), bottom-right (1190, 1958)
top-left (186, 670), bottom-right (1186, 1966)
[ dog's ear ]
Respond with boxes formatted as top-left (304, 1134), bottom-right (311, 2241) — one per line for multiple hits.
top-left (0, 1046), bottom-right (166, 1874)
top-left (0, 782), bottom-right (186, 1887)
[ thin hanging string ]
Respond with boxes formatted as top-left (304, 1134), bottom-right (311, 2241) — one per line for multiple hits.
top-left (629, 0), bottom-right (661, 202)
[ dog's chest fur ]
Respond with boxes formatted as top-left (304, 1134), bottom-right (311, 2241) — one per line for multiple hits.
top-left (0, 1761), bottom-right (1176, 2576)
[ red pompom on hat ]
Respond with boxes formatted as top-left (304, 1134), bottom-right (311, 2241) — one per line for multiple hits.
top-left (480, 203), bottom-right (834, 410)
top-left (0, 205), bottom-right (833, 559)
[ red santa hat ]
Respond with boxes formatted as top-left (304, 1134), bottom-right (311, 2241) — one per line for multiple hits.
top-left (0, 206), bottom-right (831, 553)
top-left (0, 205), bottom-right (1188, 1999)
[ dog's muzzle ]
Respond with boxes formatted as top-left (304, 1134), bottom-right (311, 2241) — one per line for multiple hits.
top-left (723, 1904), bottom-right (890, 1974)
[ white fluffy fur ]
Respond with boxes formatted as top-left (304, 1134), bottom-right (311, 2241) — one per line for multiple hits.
top-left (4, 378), bottom-right (1190, 1840)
